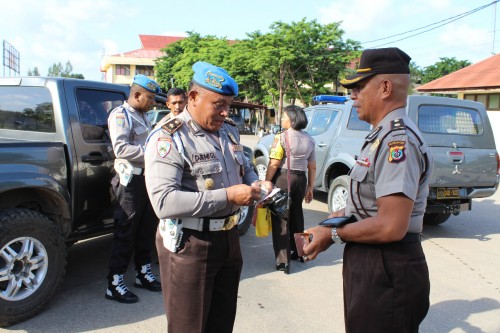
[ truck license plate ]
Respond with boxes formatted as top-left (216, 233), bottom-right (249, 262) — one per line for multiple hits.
top-left (437, 188), bottom-right (459, 199)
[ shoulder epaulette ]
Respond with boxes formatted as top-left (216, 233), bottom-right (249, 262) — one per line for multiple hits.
top-left (161, 118), bottom-right (183, 134)
top-left (224, 118), bottom-right (236, 126)
top-left (390, 118), bottom-right (405, 131)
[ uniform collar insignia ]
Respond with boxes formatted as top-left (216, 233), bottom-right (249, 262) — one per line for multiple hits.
top-left (188, 120), bottom-right (201, 134)
top-left (365, 126), bottom-right (382, 141)
top-left (228, 132), bottom-right (238, 145)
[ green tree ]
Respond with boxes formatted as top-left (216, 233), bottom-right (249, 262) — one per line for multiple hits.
top-left (409, 61), bottom-right (422, 94)
top-left (47, 60), bottom-right (84, 79)
top-left (155, 32), bottom-right (232, 90)
top-left (421, 57), bottom-right (471, 84)
top-left (154, 19), bottom-right (361, 123)
top-left (27, 67), bottom-right (41, 76)
top-left (242, 19), bottom-right (360, 122)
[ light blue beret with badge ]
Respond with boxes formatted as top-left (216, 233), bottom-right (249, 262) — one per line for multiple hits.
top-left (133, 74), bottom-right (161, 93)
top-left (192, 61), bottom-right (238, 96)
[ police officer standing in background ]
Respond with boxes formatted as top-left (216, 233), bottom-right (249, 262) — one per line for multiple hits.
top-left (304, 48), bottom-right (433, 332)
top-left (106, 75), bottom-right (162, 303)
top-left (164, 87), bottom-right (187, 119)
top-left (145, 61), bottom-right (272, 332)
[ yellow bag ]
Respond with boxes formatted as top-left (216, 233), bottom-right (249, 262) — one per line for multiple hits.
top-left (255, 208), bottom-right (272, 237)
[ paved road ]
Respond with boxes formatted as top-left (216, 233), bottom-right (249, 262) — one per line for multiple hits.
top-left (6, 134), bottom-right (500, 333)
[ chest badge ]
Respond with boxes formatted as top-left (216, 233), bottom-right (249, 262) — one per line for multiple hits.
top-left (388, 140), bottom-right (406, 163)
top-left (205, 178), bottom-right (215, 190)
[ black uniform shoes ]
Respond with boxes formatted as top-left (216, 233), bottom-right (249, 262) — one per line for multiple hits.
top-left (134, 264), bottom-right (162, 292)
top-left (106, 274), bottom-right (139, 303)
top-left (276, 263), bottom-right (290, 274)
top-left (106, 264), bottom-right (161, 304)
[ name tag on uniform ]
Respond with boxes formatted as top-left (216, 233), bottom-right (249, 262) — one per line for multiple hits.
top-left (232, 144), bottom-right (243, 152)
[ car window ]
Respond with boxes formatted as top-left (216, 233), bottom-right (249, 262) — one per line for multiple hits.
top-left (76, 89), bottom-right (125, 142)
top-left (418, 105), bottom-right (483, 135)
top-left (347, 107), bottom-right (371, 131)
top-left (0, 86), bottom-right (55, 132)
top-left (307, 109), bottom-right (339, 136)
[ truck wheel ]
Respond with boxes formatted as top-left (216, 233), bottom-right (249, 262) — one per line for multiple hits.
top-left (0, 209), bottom-right (66, 327)
top-left (237, 205), bottom-right (255, 236)
top-left (424, 213), bottom-right (451, 225)
top-left (255, 156), bottom-right (267, 180)
top-left (327, 175), bottom-right (350, 214)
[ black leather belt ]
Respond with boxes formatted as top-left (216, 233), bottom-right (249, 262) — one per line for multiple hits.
top-left (280, 168), bottom-right (306, 175)
top-left (400, 233), bottom-right (421, 243)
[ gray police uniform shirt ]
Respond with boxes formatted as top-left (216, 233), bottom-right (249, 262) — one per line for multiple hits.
top-left (345, 108), bottom-right (433, 233)
top-left (144, 109), bottom-right (259, 219)
top-left (279, 129), bottom-right (315, 171)
top-left (108, 101), bottom-right (152, 169)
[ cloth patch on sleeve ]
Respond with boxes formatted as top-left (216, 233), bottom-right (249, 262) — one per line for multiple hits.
top-left (269, 135), bottom-right (284, 160)
top-left (388, 140), bottom-right (405, 163)
top-left (116, 114), bottom-right (125, 128)
top-left (157, 137), bottom-right (172, 158)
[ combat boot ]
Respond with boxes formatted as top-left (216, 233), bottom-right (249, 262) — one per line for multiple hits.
top-left (134, 263), bottom-right (162, 291)
top-left (105, 273), bottom-right (139, 303)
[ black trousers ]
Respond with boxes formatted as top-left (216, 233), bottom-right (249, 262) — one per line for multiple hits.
top-left (271, 170), bottom-right (307, 264)
top-left (108, 174), bottom-right (158, 276)
top-left (343, 240), bottom-right (430, 333)
top-left (156, 227), bottom-right (242, 333)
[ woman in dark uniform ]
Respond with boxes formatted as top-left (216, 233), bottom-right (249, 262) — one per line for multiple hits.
top-left (265, 105), bottom-right (316, 274)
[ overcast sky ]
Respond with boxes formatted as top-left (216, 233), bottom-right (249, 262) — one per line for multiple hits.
top-left (2, 0), bottom-right (498, 81)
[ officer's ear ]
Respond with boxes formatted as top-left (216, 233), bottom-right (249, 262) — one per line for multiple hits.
top-left (187, 89), bottom-right (199, 104)
top-left (379, 78), bottom-right (393, 99)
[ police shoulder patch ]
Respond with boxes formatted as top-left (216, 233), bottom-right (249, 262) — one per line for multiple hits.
top-left (161, 118), bottom-right (183, 134)
top-left (388, 140), bottom-right (406, 163)
top-left (157, 137), bottom-right (172, 158)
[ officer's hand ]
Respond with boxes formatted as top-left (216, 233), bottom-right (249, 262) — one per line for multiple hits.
top-left (302, 226), bottom-right (334, 261)
top-left (327, 208), bottom-right (346, 219)
top-left (251, 180), bottom-right (274, 194)
top-left (226, 184), bottom-right (261, 206)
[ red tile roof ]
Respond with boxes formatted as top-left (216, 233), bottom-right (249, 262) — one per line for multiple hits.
top-left (417, 53), bottom-right (500, 92)
top-left (117, 48), bottom-right (164, 59)
top-left (139, 35), bottom-right (185, 49)
top-left (109, 35), bottom-right (185, 59)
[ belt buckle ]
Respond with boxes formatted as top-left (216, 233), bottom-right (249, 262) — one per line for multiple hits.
top-left (221, 214), bottom-right (238, 231)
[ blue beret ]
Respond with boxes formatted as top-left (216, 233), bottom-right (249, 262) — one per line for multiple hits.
top-left (133, 74), bottom-right (161, 93)
top-left (192, 61), bottom-right (238, 96)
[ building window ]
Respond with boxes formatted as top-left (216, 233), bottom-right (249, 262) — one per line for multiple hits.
top-left (464, 93), bottom-right (500, 111)
top-left (135, 65), bottom-right (154, 76)
top-left (488, 95), bottom-right (500, 109)
top-left (116, 65), bottom-right (130, 76)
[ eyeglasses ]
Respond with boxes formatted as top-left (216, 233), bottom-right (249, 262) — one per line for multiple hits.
top-left (350, 82), bottom-right (367, 94)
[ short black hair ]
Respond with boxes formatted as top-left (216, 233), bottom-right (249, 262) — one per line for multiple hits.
top-left (284, 105), bottom-right (307, 130)
top-left (167, 87), bottom-right (186, 99)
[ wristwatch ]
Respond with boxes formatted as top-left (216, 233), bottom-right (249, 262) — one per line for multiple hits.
top-left (331, 227), bottom-right (343, 243)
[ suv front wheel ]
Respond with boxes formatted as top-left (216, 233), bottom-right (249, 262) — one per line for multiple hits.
top-left (327, 175), bottom-right (350, 213)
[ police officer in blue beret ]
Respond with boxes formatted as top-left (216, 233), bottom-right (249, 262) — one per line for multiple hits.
top-left (145, 62), bottom-right (273, 332)
top-left (106, 74), bottom-right (162, 303)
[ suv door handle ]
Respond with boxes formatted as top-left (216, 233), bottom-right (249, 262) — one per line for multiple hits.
top-left (82, 152), bottom-right (110, 164)
top-left (317, 143), bottom-right (327, 148)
